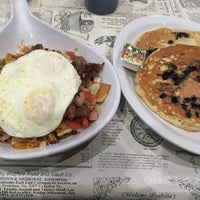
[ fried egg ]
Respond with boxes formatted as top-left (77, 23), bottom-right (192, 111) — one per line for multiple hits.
top-left (0, 49), bottom-right (81, 138)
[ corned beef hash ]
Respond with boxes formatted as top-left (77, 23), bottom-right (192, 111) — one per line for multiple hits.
top-left (0, 43), bottom-right (111, 149)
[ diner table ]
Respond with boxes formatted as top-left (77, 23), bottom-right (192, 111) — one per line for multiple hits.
top-left (0, 0), bottom-right (200, 199)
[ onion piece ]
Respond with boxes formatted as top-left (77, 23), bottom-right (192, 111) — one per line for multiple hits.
top-left (0, 133), bottom-right (10, 142)
top-left (88, 82), bottom-right (100, 95)
top-left (75, 95), bottom-right (83, 107)
top-left (93, 76), bottom-right (102, 83)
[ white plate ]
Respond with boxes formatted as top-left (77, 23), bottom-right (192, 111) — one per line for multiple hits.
top-left (0, 0), bottom-right (121, 160)
top-left (113, 15), bottom-right (200, 155)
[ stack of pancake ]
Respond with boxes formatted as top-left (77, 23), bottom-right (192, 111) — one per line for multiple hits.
top-left (134, 27), bottom-right (200, 131)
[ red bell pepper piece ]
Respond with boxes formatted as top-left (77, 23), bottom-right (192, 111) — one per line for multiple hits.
top-left (82, 117), bottom-right (89, 128)
top-left (65, 51), bottom-right (76, 60)
top-left (84, 91), bottom-right (95, 102)
top-left (65, 120), bottom-right (82, 130)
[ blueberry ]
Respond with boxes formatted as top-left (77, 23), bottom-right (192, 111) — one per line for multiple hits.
top-left (168, 40), bottom-right (174, 44)
top-left (195, 112), bottom-right (200, 118)
top-left (183, 98), bottom-right (190, 103)
top-left (183, 69), bottom-right (191, 77)
top-left (171, 96), bottom-right (179, 103)
top-left (185, 110), bottom-right (192, 118)
top-left (195, 76), bottom-right (200, 82)
top-left (168, 63), bottom-right (177, 71)
top-left (172, 74), bottom-right (184, 85)
top-left (174, 32), bottom-right (190, 40)
top-left (191, 96), bottom-right (197, 103)
top-left (191, 102), bottom-right (197, 109)
top-left (181, 104), bottom-right (187, 111)
top-left (188, 66), bottom-right (197, 72)
top-left (162, 70), bottom-right (174, 80)
top-left (146, 48), bottom-right (158, 58)
top-left (159, 93), bottom-right (167, 98)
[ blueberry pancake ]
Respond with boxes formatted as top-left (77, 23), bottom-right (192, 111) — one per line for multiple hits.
top-left (135, 44), bottom-right (200, 131)
top-left (135, 27), bottom-right (200, 54)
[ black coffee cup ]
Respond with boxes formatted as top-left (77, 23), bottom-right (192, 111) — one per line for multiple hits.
top-left (84, 0), bottom-right (119, 15)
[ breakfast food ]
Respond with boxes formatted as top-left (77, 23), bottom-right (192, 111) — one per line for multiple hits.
top-left (135, 27), bottom-right (200, 51)
top-left (0, 43), bottom-right (111, 149)
top-left (121, 27), bottom-right (200, 72)
top-left (135, 44), bottom-right (200, 131)
top-left (0, 49), bottom-right (81, 138)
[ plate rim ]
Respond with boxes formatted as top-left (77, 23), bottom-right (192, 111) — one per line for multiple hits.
top-left (113, 15), bottom-right (200, 155)
top-left (0, 7), bottom-right (121, 160)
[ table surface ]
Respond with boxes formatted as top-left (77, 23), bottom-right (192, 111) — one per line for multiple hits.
top-left (0, 0), bottom-right (200, 199)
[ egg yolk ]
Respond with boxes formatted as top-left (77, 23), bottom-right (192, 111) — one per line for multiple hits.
top-left (0, 49), bottom-right (81, 138)
top-left (24, 88), bottom-right (56, 125)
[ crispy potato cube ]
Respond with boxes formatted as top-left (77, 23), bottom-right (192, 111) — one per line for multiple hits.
top-left (55, 122), bottom-right (73, 138)
top-left (11, 137), bottom-right (41, 149)
top-left (47, 133), bottom-right (58, 144)
top-left (96, 83), bottom-right (111, 103)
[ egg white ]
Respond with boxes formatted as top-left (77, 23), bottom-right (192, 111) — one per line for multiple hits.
top-left (0, 49), bottom-right (81, 138)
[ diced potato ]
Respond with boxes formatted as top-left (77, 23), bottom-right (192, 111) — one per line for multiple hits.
top-left (96, 83), bottom-right (111, 103)
top-left (11, 137), bottom-right (41, 149)
top-left (47, 133), bottom-right (58, 144)
top-left (55, 122), bottom-right (73, 138)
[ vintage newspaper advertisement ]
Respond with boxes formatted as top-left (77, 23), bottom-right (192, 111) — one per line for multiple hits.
top-left (0, 0), bottom-right (200, 199)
